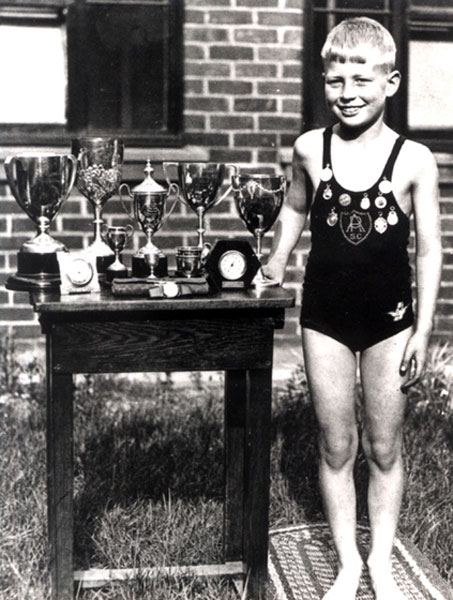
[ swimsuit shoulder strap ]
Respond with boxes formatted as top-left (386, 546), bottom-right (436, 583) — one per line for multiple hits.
top-left (322, 126), bottom-right (333, 168)
top-left (382, 135), bottom-right (406, 180)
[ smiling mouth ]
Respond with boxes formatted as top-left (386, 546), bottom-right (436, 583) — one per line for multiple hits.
top-left (338, 105), bottom-right (365, 116)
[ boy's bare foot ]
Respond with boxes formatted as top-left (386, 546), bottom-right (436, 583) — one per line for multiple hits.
top-left (323, 560), bottom-right (363, 600)
top-left (368, 562), bottom-right (407, 600)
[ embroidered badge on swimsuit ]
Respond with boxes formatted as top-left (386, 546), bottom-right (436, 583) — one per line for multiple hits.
top-left (323, 184), bottom-right (333, 200)
top-left (375, 195), bottom-right (387, 209)
top-left (387, 301), bottom-right (409, 322)
top-left (320, 166), bottom-right (333, 182)
top-left (387, 206), bottom-right (399, 226)
top-left (327, 207), bottom-right (338, 226)
top-left (374, 213), bottom-right (388, 234)
top-left (339, 193), bottom-right (352, 207)
top-left (360, 193), bottom-right (370, 210)
top-left (340, 210), bottom-right (372, 245)
top-left (378, 178), bottom-right (392, 194)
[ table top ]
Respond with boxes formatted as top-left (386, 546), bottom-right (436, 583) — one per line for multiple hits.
top-left (30, 285), bottom-right (295, 315)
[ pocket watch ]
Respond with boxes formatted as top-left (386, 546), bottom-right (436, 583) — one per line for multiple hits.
top-left (204, 240), bottom-right (260, 290)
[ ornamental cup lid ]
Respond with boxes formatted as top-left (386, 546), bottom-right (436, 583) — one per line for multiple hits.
top-left (132, 159), bottom-right (167, 195)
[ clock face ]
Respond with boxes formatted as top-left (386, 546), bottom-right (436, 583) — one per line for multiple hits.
top-left (69, 258), bottom-right (94, 286)
top-left (218, 250), bottom-right (247, 281)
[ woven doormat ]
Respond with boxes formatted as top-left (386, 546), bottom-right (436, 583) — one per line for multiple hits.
top-left (268, 523), bottom-right (452, 600)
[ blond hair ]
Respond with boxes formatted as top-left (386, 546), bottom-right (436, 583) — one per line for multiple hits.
top-left (321, 17), bottom-right (396, 73)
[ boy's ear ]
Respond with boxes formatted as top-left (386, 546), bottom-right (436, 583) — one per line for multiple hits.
top-left (386, 70), bottom-right (401, 97)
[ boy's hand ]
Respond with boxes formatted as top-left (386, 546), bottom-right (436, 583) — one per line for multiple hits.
top-left (399, 331), bottom-right (430, 393)
top-left (261, 259), bottom-right (286, 286)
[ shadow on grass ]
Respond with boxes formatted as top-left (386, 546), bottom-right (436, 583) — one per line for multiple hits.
top-left (73, 375), bottom-right (226, 568)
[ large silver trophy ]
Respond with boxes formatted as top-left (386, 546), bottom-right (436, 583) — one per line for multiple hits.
top-left (4, 153), bottom-right (77, 291)
top-left (71, 137), bottom-right (124, 274)
top-left (163, 162), bottom-right (235, 247)
top-left (120, 160), bottom-right (179, 278)
top-left (232, 174), bottom-right (286, 287)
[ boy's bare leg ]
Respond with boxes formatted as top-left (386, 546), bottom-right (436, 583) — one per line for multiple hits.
top-left (302, 328), bottom-right (363, 600)
top-left (360, 327), bottom-right (412, 600)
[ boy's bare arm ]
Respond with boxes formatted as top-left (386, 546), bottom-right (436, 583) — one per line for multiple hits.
top-left (400, 143), bottom-right (442, 389)
top-left (262, 135), bottom-right (313, 284)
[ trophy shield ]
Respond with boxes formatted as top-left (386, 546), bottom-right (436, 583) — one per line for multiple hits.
top-left (4, 153), bottom-right (77, 291)
top-left (119, 160), bottom-right (178, 278)
top-left (71, 137), bottom-right (124, 274)
top-left (232, 174), bottom-right (286, 287)
top-left (163, 162), bottom-right (235, 248)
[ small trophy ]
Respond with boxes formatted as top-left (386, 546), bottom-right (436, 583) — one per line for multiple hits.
top-left (163, 162), bottom-right (236, 247)
top-left (102, 224), bottom-right (134, 282)
top-left (120, 160), bottom-right (179, 278)
top-left (232, 174), bottom-right (286, 287)
top-left (71, 137), bottom-right (124, 274)
top-left (4, 153), bottom-right (77, 291)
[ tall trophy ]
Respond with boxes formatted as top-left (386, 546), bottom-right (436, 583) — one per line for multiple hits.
top-left (232, 174), bottom-right (286, 287)
top-left (4, 153), bottom-right (77, 291)
top-left (71, 137), bottom-right (124, 274)
top-left (163, 162), bottom-right (236, 247)
top-left (120, 160), bottom-right (179, 278)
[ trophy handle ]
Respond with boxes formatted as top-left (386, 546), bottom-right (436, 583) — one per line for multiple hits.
top-left (163, 162), bottom-right (188, 209)
top-left (125, 223), bottom-right (134, 242)
top-left (162, 162), bottom-right (178, 187)
top-left (216, 164), bottom-right (238, 206)
top-left (165, 182), bottom-right (180, 220)
top-left (100, 223), bottom-right (110, 242)
top-left (201, 242), bottom-right (212, 264)
top-left (4, 156), bottom-right (21, 205)
top-left (119, 183), bottom-right (134, 221)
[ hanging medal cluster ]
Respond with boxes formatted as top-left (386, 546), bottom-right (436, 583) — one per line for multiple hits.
top-left (320, 165), bottom-right (399, 233)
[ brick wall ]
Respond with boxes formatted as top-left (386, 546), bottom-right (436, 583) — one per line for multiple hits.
top-left (0, 0), bottom-right (452, 368)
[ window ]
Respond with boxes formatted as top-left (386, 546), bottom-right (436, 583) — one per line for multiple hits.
top-left (304, 0), bottom-right (453, 152)
top-left (0, 0), bottom-right (183, 146)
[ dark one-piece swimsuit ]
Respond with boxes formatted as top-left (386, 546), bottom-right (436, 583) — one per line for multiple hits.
top-left (300, 126), bottom-right (414, 352)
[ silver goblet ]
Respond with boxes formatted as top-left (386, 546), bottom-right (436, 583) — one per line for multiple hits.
top-left (71, 137), bottom-right (124, 271)
top-left (232, 174), bottom-right (286, 287)
top-left (102, 224), bottom-right (134, 282)
top-left (163, 162), bottom-right (236, 247)
top-left (4, 152), bottom-right (77, 290)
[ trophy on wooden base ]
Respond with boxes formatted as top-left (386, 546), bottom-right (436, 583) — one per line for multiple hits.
top-left (120, 160), bottom-right (178, 278)
top-left (4, 153), bottom-right (77, 291)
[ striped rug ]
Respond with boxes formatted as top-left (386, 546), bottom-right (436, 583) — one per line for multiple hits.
top-left (268, 523), bottom-right (452, 600)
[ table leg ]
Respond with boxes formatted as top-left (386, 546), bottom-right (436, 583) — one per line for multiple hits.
top-left (224, 370), bottom-right (246, 562)
top-left (243, 368), bottom-right (272, 600)
top-left (46, 342), bottom-right (74, 600)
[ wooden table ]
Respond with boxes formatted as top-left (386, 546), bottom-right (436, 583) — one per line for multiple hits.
top-left (31, 286), bottom-right (294, 600)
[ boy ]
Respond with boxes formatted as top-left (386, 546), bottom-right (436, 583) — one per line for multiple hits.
top-left (263, 17), bottom-right (442, 600)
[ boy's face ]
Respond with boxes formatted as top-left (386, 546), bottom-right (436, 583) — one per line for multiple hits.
top-left (323, 49), bottom-right (400, 130)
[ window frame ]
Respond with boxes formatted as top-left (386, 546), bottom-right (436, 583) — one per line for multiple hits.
top-left (0, 0), bottom-right (184, 148)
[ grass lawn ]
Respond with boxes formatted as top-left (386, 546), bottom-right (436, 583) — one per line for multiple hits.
top-left (0, 339), bottom-right (452, 599)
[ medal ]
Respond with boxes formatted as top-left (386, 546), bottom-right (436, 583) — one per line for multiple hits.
top-left (339, 193), bottom-right (351, 207)
top-left (360, 194), bottom-right (370, 210)
top-left (378, 178), bottom-right (392, 194)
top-left (327, 207), bottom-right (338, 226)
top-left (323, 184), bottom-right (332, 200)
top-left (387, 206), bottom-right (399, 225)
top-left (374, 213), bottom-right (388, 234)
top-left (375, 195), bottom-right (387, 209)
top-left (320, 165), bottom-right (333, 182)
